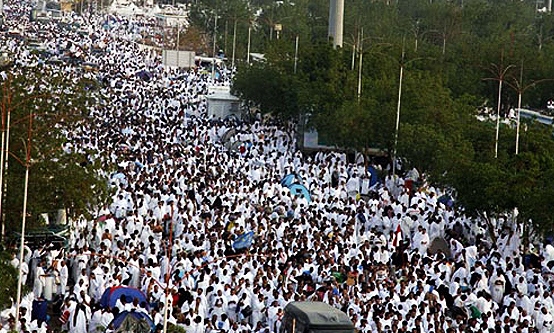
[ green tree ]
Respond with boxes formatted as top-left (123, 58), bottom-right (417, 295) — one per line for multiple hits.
top-left (230, 0), bottom-right (554, 237)
top-left (232, 62), bottom-right (302, 119)
top-left (0, 66), bottom-right (109, 236)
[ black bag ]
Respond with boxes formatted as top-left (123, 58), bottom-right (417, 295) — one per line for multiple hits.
top-left (241, 305), bottom-right (253, 317)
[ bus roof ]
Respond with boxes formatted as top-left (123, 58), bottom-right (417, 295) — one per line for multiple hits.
top-left (284, 302), bottom-right (355, 329)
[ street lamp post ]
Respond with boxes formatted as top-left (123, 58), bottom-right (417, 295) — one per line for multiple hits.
top-left (494, 77), bottom-right (504, 159)
top-left (391, 44), bottom-right (427, 175)
top-left (14, 111), bottom-right (33, 330)
top-left (232, 19), bottom-right (237, 68)
top-left (212, 13), bottom-right (218, 80)
top-left (246, 24), bottom-right (251, 64)
top-left (294, 35), bottom-right (299, 74)
top-left (357, 28), bottom-right (363, 102)
top-left (353, 30), bottom-right (389, 102)
top-left (0, 88), bottom-right (9, 242)
top-left (504, 61), bottom-right (554, 155)
top-left (175, 22), bottom-right (180, 67)
top-left (392, 48), bottom-right (404, 176)
top-left (484, 56), bottom-right (515, 159)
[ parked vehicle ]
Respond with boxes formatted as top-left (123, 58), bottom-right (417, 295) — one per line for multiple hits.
top-left (280, 302), bottom-right (355, 333)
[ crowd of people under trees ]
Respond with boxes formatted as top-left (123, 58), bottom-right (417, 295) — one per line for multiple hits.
top-left (2, 2), bottom-right (554, 333)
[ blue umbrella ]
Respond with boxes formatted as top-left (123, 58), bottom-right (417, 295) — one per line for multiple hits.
top-left (288, 183), bottom-right (312, 202)
top-left (280, 173), bottom-right (303, 187)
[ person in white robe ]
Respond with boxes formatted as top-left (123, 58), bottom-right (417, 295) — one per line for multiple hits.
top-left (89, 273), bottom-right (103, 303)
top-left (250, 293), bottom-right (265, 329)
top-left (413, 227), bottom-right (430, 256)
top-left (266, 300), bottom-right (280, 332)
top-left (88, 308), bottom-right (103, 333)
top-left (33, 262), bottom-right (46, 298)
top-left (100, 308), bottom-right (114, 330)
top-left (489, 269), bottom-right (506, 305)
top-left (20, 260), bottom-right (29, 287)
top-left (69, 303), bottom-right (90, 333)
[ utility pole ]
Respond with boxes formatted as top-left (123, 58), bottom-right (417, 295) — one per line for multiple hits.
top-left (232, 19), bottom-right (237, 68)
top-left (504, 61), bottom-right (553, 155)
top-left (176, 23), bottom-right (180, 67)
top-left (14, 112), bottom-right (33, 331)
top-left (294, 36), bottom-right (299, 74)
top-left (357, 28), bottom-right (363, 101)
top-left (0, 94), bottom-right (8, 242)
top-left (392, 47), bottom-right (404, 176)
top-left (212, 13), bottom-right (218, 80)
top-left (483, 54), bottom-right (514, 159)
top-left (246, 24), bottom-right (251, 64)
top-left (391, 40), bottom-right (426, 175)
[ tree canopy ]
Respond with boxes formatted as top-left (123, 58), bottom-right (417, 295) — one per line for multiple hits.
top-left (228, 0), bottom-right (554, 235)
top-left (0, 65), bottom-right (110, 235)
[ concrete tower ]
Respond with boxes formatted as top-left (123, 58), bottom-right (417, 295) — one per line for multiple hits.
top-left (328, 0), bottom-right (344, 48)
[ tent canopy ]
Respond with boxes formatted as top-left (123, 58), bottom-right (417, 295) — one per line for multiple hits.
top-left (220, 128), bottom-right (237, 143)
top-left (428, 237), bottom-right (451, 257)
top-left (224, 140), bottom-right (243, 152)
top-left (108, 310), bottom-right (155, 333)
top-left (100, 287), bottom-right (148, 310)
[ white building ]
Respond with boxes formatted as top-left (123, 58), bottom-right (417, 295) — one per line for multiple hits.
top-left (206, 87), bottom-right (241, 120)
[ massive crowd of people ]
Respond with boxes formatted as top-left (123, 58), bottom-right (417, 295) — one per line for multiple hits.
top-left (1, 2), bottom-right (554, 333)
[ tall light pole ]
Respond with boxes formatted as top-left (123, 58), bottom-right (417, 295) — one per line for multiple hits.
top-left (484, 55), bottom-right (515, 159)
top-left (354, 31), bottom-right (389, 102)
top-left (246, 23), bottom-right (251, 64)
top-left (351, 43), bottom-right (355, 70)
top-left (231, 19), bottom-right (237, 68)
top-left (0, 84), bottom-right (9, 242)
top-left (357, 27), bottom-right (363, 102)
top-left (175, 22), bottom-right (180, 67)
top-left (212, 13), bottom-right (218, 80)
top-left (514, 63), bottom-right (523, 156)
top-left (14, 111), bottom-right (33, 329)
top-left (294, 35), bottom-right (299, 74)
top-left (504, 61), bottom-right (554, 155)
top-left (391, 43), bottom-right (426, 175)
top-left (494, 77), bottom-right (503, 159)
top-left (392, 47), bottom-right (404, 176)
top-left (2, 100), bottom-right (10, 236)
